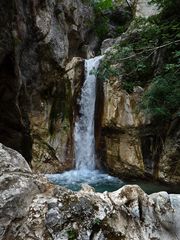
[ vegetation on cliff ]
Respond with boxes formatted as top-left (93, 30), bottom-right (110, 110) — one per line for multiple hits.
top-left (98, 0), bottom-right (180, 121)
top-left (85, 0), bottom-right (132, 40)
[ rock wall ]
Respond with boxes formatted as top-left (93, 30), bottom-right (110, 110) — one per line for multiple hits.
top-left (0, 0), bottom-right (32, 163)
top-left (0, 0), bottom-right (96, 170)
top-left (96, 77), bottom-right (173, 181)
top-left (96, 77), bottom-right (147, 178)
top-left (0, 144), bottom-right (180, 240)
top-left (95, 0), bottom-right (180, 184)
top-left (100, 79), bottom-right (146, 177)
top-left (96, 61), bottom-right (180, 183)
top-left (159, 118), bottom-right (180, 184)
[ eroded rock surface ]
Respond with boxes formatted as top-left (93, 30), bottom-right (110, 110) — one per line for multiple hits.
top-left (96, 77), bottom-right (147, 178)
top-left (0, 144), bottom-right (180, 240)
top-left (0, 144), bottom-right (41, 239)
top-left (135, 0), bottom-right (159, 18)
top-left (159, 118), bottom-right (180, 184)
top-left (0, 0), bottom-right (95, 170)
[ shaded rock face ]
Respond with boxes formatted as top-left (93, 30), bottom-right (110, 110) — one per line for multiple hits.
top-left (159, 118), bottom-right (180, 184)
top-left (0, 0), bottom-right (95, 168)
top-left (96, 78), bottom-right (147, 178)
top-left (1, 144), bottom-right (180, 240)
top-left (96, 70), bottom-right (178, 183)
top-left (0, 0), bottom-right (32, 163)
top-left (31, 57), bottom-right (85, 173)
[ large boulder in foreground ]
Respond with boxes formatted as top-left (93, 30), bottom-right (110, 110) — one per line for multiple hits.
top-left (0, 144), bottom-right (180, 240)
top-left (0, 143), bottom-right (46, 240)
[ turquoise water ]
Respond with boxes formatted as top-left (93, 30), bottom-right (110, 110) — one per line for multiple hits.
top-left (126, 179), bottom-right (180, 194)
top-left (46, 169), bottom-right (180, 194)
top-left (47, 169), bottom-right (123, 192)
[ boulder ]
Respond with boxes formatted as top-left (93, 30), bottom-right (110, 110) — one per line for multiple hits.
top-left (5, 184), bottom-right (180, 240)
top-left (0, 143), bottom-right (31, 174)
top-left (0, 144), bottom-right (41, 240)
top-left (0, 144), bottom-right (180, 240)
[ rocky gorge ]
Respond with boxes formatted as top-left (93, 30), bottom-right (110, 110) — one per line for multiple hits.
top-left (0, 0), bottom-right (179, 183)
top-left (0, 0), bottom-right (180, 239)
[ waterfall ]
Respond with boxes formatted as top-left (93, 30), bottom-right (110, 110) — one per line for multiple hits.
top-left (74, 56), bottom-right (103, 170)
top-left (46, 55), bottom-right (123, 192)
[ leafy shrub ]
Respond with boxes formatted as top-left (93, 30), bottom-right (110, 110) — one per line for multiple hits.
top-left (98, 0), bottom-right (180, 120)
top-left (90, 0), bottom-right (113, 40)
top-left (140, 52), bottom-right (180, 120)
top-left (87, 0), bottom-right (132, 40)
top-left (67, 228), bottom-right (78, 240)
top-left (98, 19), bottom-right (158, 92)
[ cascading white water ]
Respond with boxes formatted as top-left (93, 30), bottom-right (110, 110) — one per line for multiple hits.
top-left (46, 55), bottom-right (123, 192)
top-left (74, 56), bottom-right (103, 170)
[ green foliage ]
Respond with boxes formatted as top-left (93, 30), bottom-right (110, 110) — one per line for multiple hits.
top-left (89, 0), bottom-right (131, 40)
top-left (91, 0), bottom-right (113, 11)
top-left (141, 71), bottom-right (180, 120)
top-left (98, 25), bottom-right (156, 92)
top-left (89, 0), bottom-right (113, 40)
top-left (67, 228), bottom-right (78, 240)
top-left (94, 16), bottom-right (109, 40)
top-left (98, 0), bottom-right (180, 121)
top-left (93, 217), bottom-right (101, 225)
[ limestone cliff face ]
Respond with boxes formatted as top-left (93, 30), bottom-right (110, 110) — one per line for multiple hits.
top-left (0, 0), bottom-right (96, 170)
top-left (97, 74), bottom-right (171, 179)
top-left (96, 77), bottom-right (147, 178)
top-left (102, 79), bottom-right (146, 177)
top-left (97, 70), bottom-right (180, 183)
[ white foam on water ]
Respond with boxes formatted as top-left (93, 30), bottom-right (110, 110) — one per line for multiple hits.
top-left (46, 169), bottom-right (123, 192)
